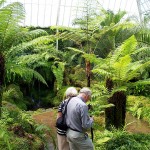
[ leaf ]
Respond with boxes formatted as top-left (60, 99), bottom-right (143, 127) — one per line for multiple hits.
top-left (97, 137), bottom-right (110, 144)
top-left (66, 47), bottom-right (85, 54)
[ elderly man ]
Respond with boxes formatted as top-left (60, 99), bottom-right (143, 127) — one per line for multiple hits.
top-left (66, 87), bottom-right (94, 150)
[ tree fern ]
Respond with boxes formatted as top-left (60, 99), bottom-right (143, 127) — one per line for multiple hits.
top-left (92, 35), bottom-right (150, 91)
top-left (0, 0), bottom-right (25, 118)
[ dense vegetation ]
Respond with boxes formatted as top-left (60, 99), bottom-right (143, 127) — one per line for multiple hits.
top-left (0, 0), bottom-right (150, 149)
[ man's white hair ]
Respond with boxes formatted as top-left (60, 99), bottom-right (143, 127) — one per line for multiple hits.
top-left (79, 87), bottom-right (92, 96)
top-left (65, 87), bottom-right (78, 98)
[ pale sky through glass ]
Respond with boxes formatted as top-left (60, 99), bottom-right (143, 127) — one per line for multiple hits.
top-left (6, 0), bottom-right (140, 27)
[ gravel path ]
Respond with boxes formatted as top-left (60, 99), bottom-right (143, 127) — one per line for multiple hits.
top-left (33, 109), bottom-right (57, 150)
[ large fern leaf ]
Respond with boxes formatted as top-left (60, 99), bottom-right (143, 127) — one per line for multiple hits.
top-left (0, 2), bottom-right (25, 51)
top-left (6, 62), bottom-right (47, 85)
top-left (110, 35), bottom-right (137, 64)
top-left (51, 62), bottom-right (65, 90)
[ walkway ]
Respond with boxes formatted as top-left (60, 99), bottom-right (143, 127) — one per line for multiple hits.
top-left (33, 109), bottom-right (57, 150)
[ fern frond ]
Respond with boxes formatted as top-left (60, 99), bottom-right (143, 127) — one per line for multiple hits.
top-left (0, 2), bottom-right (25, 51)
top-left (66, 47), bottom-right (85, 54)
top-left (14, 29), bottom-right (48, 45)
top-left (111, 86), bottom-right (127, 95)
top-left (112, 55), bottom-right (131, 79)
top-left (131, 78), bottom-right (150, 86)
top-left (6, 36), bottom-right (54, 58)
top-left (52, 62), bottom-right (65, 90)
top-left (82, 53), bottom-right (101, 64)
top-left (0, 129), bottom-right (11, 150)
top-left (131, 47), bottom-right (150, 55)
top-left (136, 30), bottom-right (150, 46)
top-left (92, 68), bottom-right (112, 76)
top-left (6, 62), bottom-right (47, 85)
top-left (110, 35), bottom-right (137, 64)
top-left (125, 61), bottom-right (150, 82)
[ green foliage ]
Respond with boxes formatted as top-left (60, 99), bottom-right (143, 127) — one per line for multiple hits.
top-left (0, 128), bottom-right (11, 150)
top-left (0, 1), bottom-right (25, 52)
top-left (2, 84), bottom-right (27, 110)
top-left (128, 84), bottom-right (150, 96)
top-left (52, 62), bottom-right (65, 90)
top-left (100, 10), bottom-right (126, 27)
top-left (92, 35), bottom-right (150, 91)
top-left (14, 29), bottom-right (48, 44)
top-left (94, 130), bottom-right (150, 150)
top-left (87, 82), bottom-right (115, 116)
top-left (69, 66), bottom-right (87, 87)
top-left (52, 86), bottom-right (69, 106)
top-left (6, 62), bottom-right (48, 85)
top-left (0, 102), bottom-right (54, 150)
top-left (135, 29), bottom-right (150, 46)
top-left (127, 96), bottom-right (150, 123)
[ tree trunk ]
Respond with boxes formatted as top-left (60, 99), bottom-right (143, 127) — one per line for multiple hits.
top-left (105, 91), bottom-right (126, 130)
top-left (0, 53), bottom-right (5, 118)
top-left (86, 60), bottom-right (91, 87)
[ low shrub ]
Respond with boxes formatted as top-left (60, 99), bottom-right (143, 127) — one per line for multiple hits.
top-left (94, 130), bottom-right (150, 150)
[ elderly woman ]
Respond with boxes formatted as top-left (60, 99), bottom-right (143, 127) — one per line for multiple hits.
top-left (57, 87), bottom-right (78, 150)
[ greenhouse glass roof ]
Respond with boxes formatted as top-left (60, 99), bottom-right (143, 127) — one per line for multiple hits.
top-left (5, 0), bottom-right (150, 27)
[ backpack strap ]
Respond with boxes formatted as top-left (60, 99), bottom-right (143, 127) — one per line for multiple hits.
top-left (63, 97), bottom-right (72, 115)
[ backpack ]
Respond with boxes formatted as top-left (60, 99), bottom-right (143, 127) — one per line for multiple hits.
top-left (56, 97), bottom-right (71, 131)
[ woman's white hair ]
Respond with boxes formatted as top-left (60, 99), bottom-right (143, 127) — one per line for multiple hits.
top-left (65, 87), bottom-right (78, 98)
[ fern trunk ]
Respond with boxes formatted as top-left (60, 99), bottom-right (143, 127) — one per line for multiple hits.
top-left (0, 53), bottom-right (5, 118)
top-left (105, 91), bottom-right (126, 130)
top-left (86, 60), bottom-right (91, 87)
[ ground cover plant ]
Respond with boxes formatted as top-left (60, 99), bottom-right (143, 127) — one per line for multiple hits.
top-left (127, 96), bottom-right (150, 123)
top-left (0, 101), bottom-right (55, 150)
top-left (94, 129), bottom-right (150, 150)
